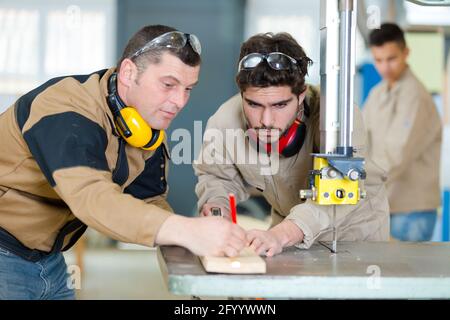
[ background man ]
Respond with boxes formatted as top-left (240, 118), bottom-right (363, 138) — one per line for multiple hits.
top-left (363, 23), bottom-right (442, 241)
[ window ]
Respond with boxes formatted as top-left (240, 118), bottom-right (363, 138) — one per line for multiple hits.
top-left (0, 0), bottom-right (116, 113)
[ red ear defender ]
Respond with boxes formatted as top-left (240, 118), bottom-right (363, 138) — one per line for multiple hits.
top-left (248, 119), bottom-right (307, 157)
top-left (278, 119), bottom-right (306, 158)
top-left (278, 119), bottom-right (306, 157)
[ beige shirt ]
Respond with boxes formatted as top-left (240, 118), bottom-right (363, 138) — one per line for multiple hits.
top-left (363, 66), bottom-right (442, 213)
top-left (194, 86), bottom-right (389, 249)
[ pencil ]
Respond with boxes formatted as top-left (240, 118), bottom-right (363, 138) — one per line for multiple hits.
top-left (229, 193), bottom-right (237, 224)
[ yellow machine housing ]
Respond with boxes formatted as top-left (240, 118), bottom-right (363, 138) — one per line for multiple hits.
top-left (312, 157), bottom-right (360, 205)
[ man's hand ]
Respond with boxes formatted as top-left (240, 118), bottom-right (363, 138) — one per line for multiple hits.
top-left (200, 203), bottom-right (230, 219)
top-left (246, 219), bottom-right (305, 257)
top-left (155, 215), bottom-right (246, 257)
top-left (246, 229), bottom-right (283, 257)
top-left (186, 216), bottom-right (246, 257)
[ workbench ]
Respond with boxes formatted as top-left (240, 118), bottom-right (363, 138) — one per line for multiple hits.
top-left (157, 242), bottom-right (450, 299)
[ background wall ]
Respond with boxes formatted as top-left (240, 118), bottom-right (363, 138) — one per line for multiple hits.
top-left (116, 0), bottom-right (245, 215)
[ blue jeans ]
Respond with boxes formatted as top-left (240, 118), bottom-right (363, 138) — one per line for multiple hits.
top-left (390, 210), bottom-right (437, 241)
top-left (0, 247), bottom-right (75, 300)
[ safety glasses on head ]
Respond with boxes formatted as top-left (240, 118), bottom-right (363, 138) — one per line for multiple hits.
top-left (238, 52), bottom-right (300, 73)
top-left (129, 31), bottom-right (202, 59)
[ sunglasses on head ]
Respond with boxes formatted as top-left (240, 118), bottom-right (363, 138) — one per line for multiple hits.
top-left (238, 52), bottom-right (300, 72)
top-left (129, 31), bottom-right (202, 59)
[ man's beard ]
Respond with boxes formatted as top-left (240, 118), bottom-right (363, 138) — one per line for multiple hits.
top-left (251, 126), bottom-right (281, 143)
top-left (250, 114), bottom-right (298, 143)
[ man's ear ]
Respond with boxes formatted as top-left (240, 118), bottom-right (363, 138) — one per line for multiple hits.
top-left (118, 58), bottom-right (138, 89)
top-left (296, 87), bottom-right (308, 119)
top-left (404, 46), bottom-right (410, 59)
top-left (298, 86), bottom-right (308, 105)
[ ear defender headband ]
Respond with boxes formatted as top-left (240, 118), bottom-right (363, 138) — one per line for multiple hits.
top-left (107, 72), bottom-right (164, 151)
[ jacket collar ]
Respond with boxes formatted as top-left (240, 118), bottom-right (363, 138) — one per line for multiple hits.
top-left (380, 65), bottom-right (411, 95)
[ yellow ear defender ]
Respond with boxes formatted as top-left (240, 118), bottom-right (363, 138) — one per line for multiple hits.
top-left (107, 72), bottom-right (165, 151)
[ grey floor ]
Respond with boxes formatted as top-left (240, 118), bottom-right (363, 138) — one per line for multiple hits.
top-left (64, 248), bottom-right (189, 300)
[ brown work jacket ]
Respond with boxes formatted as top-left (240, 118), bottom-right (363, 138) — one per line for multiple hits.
top-left (0, 68), bottom-right (172, 252)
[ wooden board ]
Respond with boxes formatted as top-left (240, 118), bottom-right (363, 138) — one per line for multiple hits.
top-left (200, 247), bottom-right (266, 274)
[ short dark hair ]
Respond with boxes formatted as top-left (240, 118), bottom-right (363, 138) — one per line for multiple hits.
top-left (236, 32), bottom-right (313, 96)
top-left (117, 24), bottom-right (201, 74)
top-left (369, 23), bottom-right (406, 48)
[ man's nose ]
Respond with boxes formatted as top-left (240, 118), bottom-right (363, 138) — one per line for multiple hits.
top-left (261, 107), bottom-right (273, 128)
top-left (170, 89), bottom-right (188, 109)
top-left (379, 61), bottom-right (389, 74)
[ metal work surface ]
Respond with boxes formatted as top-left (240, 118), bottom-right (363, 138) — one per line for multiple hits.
top-left (157, 242), bottom-right (450, 299)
